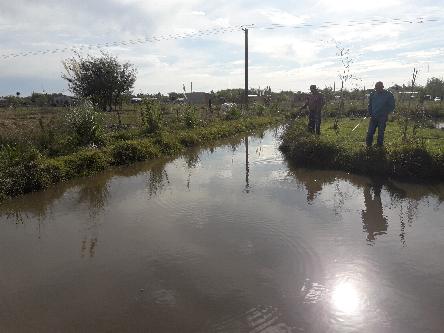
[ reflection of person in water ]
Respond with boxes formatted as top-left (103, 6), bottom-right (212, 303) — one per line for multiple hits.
top-left (306, 179), bottom-right (323, 203)
top-left (361, 183), bottom-right (388, 242)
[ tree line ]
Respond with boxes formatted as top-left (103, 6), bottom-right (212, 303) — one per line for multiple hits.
top-left (2, 52), bottom-right (443, 109)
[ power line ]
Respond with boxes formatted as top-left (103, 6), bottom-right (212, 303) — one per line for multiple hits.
top-left (254, 16), bottom-right (438, 31)
top-left (0, 16), bottom-right (439, 60)
top-left (0, 24), bottom-right (255, 60)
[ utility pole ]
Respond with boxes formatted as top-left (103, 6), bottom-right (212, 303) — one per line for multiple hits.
top-left (243, 28), bottom-right (248, 109)
top-left (363, 85), bottom-right (366, 106)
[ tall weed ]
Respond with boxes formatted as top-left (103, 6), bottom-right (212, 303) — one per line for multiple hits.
top-left (65, 100), bottom-right (104, 147)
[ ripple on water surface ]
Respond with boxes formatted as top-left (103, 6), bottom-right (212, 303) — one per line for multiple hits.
top-left (0, 128), bottom-right (444, 332)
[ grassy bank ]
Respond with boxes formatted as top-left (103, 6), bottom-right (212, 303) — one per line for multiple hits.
top-left (0, 109), bottom-right (281, 202)
top-left (280, 117), bottom-right (444, 181)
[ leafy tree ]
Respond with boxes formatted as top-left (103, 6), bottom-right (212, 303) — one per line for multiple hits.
top-left (425, 77), bottom-right (444, 99)
top-left (62, 52), bottom-right (137, 113)
top-left (215, 89), bottom-right (244, 103)
top-left (31, 92), bottom-right (51, 106)
top-left (168, 92), bottom-right (180, 101)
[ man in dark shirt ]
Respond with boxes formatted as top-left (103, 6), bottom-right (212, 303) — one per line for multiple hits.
top-left (300, 85), bottom-right (325, 135)
top-left (366, 81), bottom-right (395, 147)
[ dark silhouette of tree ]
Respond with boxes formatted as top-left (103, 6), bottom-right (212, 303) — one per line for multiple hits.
top-left (425, 77), bottom-right (444, 99)
top-left (62, 52), bottom-right (137, 113)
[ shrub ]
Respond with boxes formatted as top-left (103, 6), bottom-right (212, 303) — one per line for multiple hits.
top-left (111, 140), bottom-right (159, 165)
top-left (389, 145), bottom-right (435, 179)
top-left (289, 136), bottom-right (340, 168)
top-left (142, 100), bottom-right (163, 134)
top-left (350, 147), bottom-right (389, 175)
top-left (225, 106), bottom-right (242, 120)
top-left (38, 158), bottom-right (69, 184)
top-left (65, 100), bottom-right (104, 147)
top-left (154, 132), bottom-right (183, 155)
top-left (183, 107), bottom-right (200, 129)
top-left (61, 149), bottom-right (110, 178)
top-left (108, 129), bottom-right (140, 142)
top-left (254, 104), bottom-right (267, 116)
top-left (179, 132), bottom-right (201, 147)
top-left (0, 145), bottom-right (47, 197)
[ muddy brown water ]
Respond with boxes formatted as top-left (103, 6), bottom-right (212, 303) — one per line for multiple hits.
top-left (1, 128), bottom-right (443, 332)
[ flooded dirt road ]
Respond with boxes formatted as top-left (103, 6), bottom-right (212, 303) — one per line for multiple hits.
top-left (1, 128), bottom-right (443, 332)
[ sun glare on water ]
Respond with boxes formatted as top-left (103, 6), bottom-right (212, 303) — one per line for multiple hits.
top-left (331, 281), bottom-right (361, 315)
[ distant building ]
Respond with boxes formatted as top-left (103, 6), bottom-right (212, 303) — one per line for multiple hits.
top-left (52, 94), bottom-right (74, 106)
top-left (248, 94), bottom-right (267, 105)
top-left (397, 91), bottom-right (419, 99)
top-left (0, 97), bottom-right (7, 107)
top-left (174, 97), bottom-right (186, 104)
top-left (130, 97), bottom-right (143, 104)
top-left (185, 92), bottom-right (210, 105)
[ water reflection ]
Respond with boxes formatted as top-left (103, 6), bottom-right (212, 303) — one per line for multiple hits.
top-left (76, 174), bottom-right (110, 258)
top-left (331, 280), bottom-right (362, 316)
top-left (0, 128), bottom-right (444, 332)
top-left (245, 136), bottom-right (250, 193)
top-left (361, 182), bottom-right (388, 243)
top-left (184, 151), bottom-right (200, 191)
top-left (146, 161), bottom-right (170, 198)
top-left (306, 179), bottom-right (323, 204)
top-left (0, 182), bottom-right (68, 226)
top-left (77, 173), bottom-right (110, 219)
top-left (286, 161), bottom-right (443, 245)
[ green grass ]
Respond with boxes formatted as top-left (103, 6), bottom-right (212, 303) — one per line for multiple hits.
top-left (319, 117), bottom-right (444, 153)
top-left (280, 117), bottom-right (444, 181)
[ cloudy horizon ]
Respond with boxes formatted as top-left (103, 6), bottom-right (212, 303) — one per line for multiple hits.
top-left (1, 0), bottom-right (443, 96)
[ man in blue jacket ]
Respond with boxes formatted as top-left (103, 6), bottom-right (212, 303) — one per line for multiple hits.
top-left (366, 81), bottom-right (395, 147)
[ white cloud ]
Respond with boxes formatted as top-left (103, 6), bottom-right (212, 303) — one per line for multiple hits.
top-left (362, 41), bottom-right (410, 52)
top-left (317, 0), bottom-right (402, 12)
top-left (0, 0), bottom-right (443, 95)
top-left (191, 11), bottom-right (206, 16)
top-left (258, 8), bottom-right (309, 26)
top-left (400, 48), bottom-right (444, 59)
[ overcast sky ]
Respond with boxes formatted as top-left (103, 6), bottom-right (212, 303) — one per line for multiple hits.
top-left (1, 0), bottom-right (443, 96)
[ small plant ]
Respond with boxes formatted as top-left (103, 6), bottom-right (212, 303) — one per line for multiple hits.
top-left (183, 106), bottom-right (200, 129)
top-left (142, 99), bottom-right (163, 134)
top-left (398, 68), bottom-right (422, 143)
top-left (225, 106), bottom-right (242, 120)
top-left (254, 104), bottom-right (267, 116)
top-left (334, 42), bottom-right (361, 132)
top-left (65, 100), bottom-right (103, 147)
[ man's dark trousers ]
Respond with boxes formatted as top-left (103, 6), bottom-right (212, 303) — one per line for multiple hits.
top-left (366, 114), bottom-right (387, 147)
top-left (308, 111), bottom-right (321, 135)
